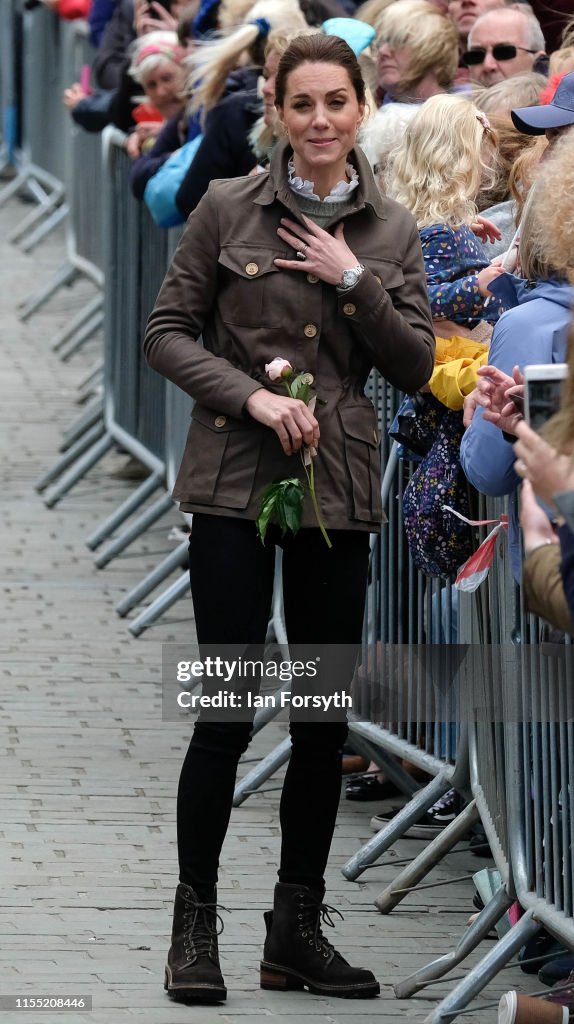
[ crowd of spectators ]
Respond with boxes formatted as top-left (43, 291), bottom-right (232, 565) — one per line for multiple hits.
top-left (24, 0), bottom-right (574, 1000)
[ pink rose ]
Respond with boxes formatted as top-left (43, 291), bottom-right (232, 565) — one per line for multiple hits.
top-left (265, 358), bottom-right (293, 382)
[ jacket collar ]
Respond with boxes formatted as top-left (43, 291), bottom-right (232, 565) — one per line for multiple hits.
top-left (253, 138), bottom-right (386, 220)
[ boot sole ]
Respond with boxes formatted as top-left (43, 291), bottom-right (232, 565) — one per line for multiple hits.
top-left (260, 960), bottom-right (380, 999)
top-left (164, 967), bottom-right (227, 1003)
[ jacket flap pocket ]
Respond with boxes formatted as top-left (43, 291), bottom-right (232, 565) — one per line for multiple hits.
top-left (339, 405), bottom-right (379, 447)
top-left (191, 404), bottom-right (250, 433)
top-left (218, 244), bottom-right (280, 279)
top-left (365, 258), bottom-right (405, 291)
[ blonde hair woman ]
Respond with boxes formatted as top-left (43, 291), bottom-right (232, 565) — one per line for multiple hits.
top-left (387, 93), bottom-right (505, 326)
top-left (185, 0), bottom-right (306, 120)
top-left (372, 0), bottom-right (458, 104)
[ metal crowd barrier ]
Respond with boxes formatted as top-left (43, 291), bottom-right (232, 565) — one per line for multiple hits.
top-left (391, 498), bottom-right (574, 1023)
top-left (41, 131), bottom-right (169, 530)
top-left (18, 18), bottom-right (105, 346)
top-left (0, 4), bottom-right (66, 245)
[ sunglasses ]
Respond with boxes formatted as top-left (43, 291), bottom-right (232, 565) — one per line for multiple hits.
top-left (463, 44), bottom-right (536, 65)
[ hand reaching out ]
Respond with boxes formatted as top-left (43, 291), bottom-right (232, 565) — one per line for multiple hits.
top-left (513, 419), bottom-right (574, 507)
top-left (475, 363), bottom-right (525, 435)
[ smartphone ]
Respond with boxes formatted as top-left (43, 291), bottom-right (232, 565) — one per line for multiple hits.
top-left (524, 363), bottom-right (568, 431)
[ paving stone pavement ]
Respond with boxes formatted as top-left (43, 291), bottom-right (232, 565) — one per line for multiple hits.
top-left (0, 194), bottom-right (540, 1024)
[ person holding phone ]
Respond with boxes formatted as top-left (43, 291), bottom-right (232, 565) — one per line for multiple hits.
top-left (513, 332), bottom-right (574, 634)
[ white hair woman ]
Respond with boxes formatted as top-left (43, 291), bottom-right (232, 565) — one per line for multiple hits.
top-left (373, 0), bottom-right (459, 104)
top-left (386, 93), bottom-right (505, 326)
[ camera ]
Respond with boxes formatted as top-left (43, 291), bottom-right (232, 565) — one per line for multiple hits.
top-left (524, 363), bottom-right (568, 432)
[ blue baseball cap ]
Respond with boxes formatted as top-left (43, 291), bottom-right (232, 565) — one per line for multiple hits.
top-left (512, 72), bottom-right (574, 135)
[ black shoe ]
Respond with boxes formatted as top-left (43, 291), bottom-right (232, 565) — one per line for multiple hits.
top-left (260, 882), bottom-right (380, 999)
top-left (345, 774), bottom-right (398, 801)
top-left (539, 955), bottom-right (574, 987)
top-left (370, 788), bottom-right (462, 838)
top-left (164, 883), bottom-right (227, 1003)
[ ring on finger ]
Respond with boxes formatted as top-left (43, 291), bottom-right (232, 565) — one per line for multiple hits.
top-left (296, 242), bottom-right (308, 261)
top-left (515, 459), bottom-right (526, 475)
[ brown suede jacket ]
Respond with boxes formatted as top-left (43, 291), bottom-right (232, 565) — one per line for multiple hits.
top-left (144, 139), bottom-right (435, 530)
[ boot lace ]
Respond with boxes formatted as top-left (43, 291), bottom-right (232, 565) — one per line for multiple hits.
top-left (296, 892), bottom-right (344, 957)
top-left (182, 899), bottom-right (228, 961)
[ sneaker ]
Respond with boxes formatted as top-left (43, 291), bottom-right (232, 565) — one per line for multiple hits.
top-left (370, 788), bottom-right (462, 838)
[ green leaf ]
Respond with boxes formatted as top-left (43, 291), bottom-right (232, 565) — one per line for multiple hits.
top-left (290, 376), bottom-right (311, 405)
top-left (256, 479), bottom-right (305, 544)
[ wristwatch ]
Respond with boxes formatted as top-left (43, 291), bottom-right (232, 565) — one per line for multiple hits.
top-left (338, 264), bottom-right (365, 290)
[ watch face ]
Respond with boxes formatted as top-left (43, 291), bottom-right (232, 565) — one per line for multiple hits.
top-left (342, 269), bottom-right (357, 287)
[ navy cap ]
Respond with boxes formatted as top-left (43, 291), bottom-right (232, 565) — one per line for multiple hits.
top-left (512, 71), bottom-right (574, 135)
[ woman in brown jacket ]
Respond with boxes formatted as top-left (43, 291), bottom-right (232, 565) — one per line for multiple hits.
top-left (144, 33), bottom-right (435, 1005)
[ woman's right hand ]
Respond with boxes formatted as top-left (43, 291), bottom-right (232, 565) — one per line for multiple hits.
top-left (245, 389), bottom-right (320, 456)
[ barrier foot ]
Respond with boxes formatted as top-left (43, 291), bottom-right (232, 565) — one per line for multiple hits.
top-left (18, 261), bottom-right (78, 322)
top-left (60, 310), bottom-right (104, 362)
top-left (394, 883), bottom-right (513, 998)
top-left (93, 491), bottom-right (172, 568)
top-left (59, 396), bottom-right (103, 452)
top-left (76, 361), bottom-right (104, 401)
top-left (0, 169), bottom-right (33, 207)
top-left (233, 736), bottom-right (292, 807)
top-left (375, 800), bottom-right (480, 914)
top-left (341, 775), bottom-right (453, 881)
top-left (19, 201), bottom-right (69, 253)
top-left (423, 910), bottom-right (539, 1024)
top-left (128, 573), bottom-right (190, 636)
top-left (35, 422), bottom-right (106, 494)
top-left (116, 541), bottom-right (189, 617)
top-left (51, 294), bottom-right (103, 352)
top-left (8, 188), bottom-right (64, 244)
top-left (43, 434), bottom-right (114, 508)
top-left (87, 472), bottom-right (164, 550)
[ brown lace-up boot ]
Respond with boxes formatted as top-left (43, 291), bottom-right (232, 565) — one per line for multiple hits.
top-left (164, 883), bottom-right (227, 1003)
top-left (260, 882), bottom-right (380, 998)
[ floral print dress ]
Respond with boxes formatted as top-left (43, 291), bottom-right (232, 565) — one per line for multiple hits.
top-left (420, 223), bottom-right (504, 326)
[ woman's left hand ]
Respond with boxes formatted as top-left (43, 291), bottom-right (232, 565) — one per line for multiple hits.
top-left (470, 215), bottom-right (502, 245)
top-left (274, 215), bottom-right (359, 286)
top-left (513, 419), bottom-right (574, 507)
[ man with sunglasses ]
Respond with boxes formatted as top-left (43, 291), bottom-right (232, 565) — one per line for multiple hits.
top-left (465, 7), bottom-right (546, 87)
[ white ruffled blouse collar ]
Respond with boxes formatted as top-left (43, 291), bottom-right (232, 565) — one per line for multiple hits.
top-left (287, 156), bottom-right (359, 203)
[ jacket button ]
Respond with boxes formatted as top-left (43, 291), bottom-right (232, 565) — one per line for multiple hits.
top-left (343, 303), bottom-right (356, 316)
top-left (301, 372), bottom-right (314, 385)
top-left (214, 415), bottom-right (227, 427)
top-left (304, 323), bottom-right (318, 338)
top-left (245, 262), bottom-right (259, 276)
top-left (306, 273), bottom-right (319, 284)
top-left (373, 275), bottom-right (382, 285)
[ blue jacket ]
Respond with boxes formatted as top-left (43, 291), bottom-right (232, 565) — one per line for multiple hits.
top-left (460, 275), bottom-right (574, 577)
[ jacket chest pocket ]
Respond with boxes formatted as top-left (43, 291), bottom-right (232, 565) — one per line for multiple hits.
top-left (362, 257), bottom-right (405, 292)
top-left (217, 244), bottom-right (284, 329)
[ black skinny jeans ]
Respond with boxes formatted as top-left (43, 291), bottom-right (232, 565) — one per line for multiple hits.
top-left (177, 514), bottom-right (370, 897)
